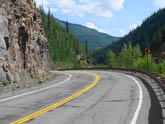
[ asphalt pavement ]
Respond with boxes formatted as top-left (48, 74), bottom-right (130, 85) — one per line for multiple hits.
top-left (0, 71), bottom-right (154, 124)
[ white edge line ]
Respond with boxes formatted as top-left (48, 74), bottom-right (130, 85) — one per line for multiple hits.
top-left (0, 71), bottom-right (72, 102)
top-left (124, 74), bottom-right (143, 124)
top-left (76, 70), bottom-right (143, 124)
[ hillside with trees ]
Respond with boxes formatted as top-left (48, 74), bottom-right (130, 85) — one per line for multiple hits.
top-left (57, 19), bottom-right (120, 50)
top-left (94, 8), bottom-right (165, 64)
top-left (103, 43), bottom-right (165, 77)
top-left (38, 6), bottom-right (87, 69)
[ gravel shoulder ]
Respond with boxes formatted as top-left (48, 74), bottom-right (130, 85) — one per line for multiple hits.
top-left (0, 72), bottom-right (68, 100)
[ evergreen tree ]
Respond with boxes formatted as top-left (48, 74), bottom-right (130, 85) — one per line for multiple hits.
top-left (85, 41), bottom-right (88, 60)
top-left (66, 21), bottom-right (69, 33)
top-left (162, 26), bottom-right (165, 43)
top-left (38, 8), bottom-right (85, 69)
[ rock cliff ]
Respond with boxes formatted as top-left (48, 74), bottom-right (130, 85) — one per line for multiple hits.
top-left (0, 0), bottom-right (49, 83)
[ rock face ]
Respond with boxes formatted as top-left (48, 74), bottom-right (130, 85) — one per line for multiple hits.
top-left (0, 0), bottom-right (49, 82)
top-left (0, 11), bottom-right (8, 61)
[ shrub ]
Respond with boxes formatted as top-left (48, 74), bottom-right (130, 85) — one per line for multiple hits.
top-left (160, 60), bottom-right (165, 73)
top-left (19, 72), bottom-right (25, 77)
top-left (2, 80), bottom-right (10, 86)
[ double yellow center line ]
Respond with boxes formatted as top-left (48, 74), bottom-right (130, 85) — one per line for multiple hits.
top-left (10, 72), bottom-right (100, 124)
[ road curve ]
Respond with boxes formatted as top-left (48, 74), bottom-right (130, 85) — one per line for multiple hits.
top-left (0, 71), bottom-right (152, 124)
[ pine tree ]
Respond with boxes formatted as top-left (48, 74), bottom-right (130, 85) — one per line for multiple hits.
top-left (39, 4), bottom-right (44, 15)
top-left (48, 8), bottom-right (51, 31)
top-left (47, 8), bottom-right (51, 40)
top-left (38, 8), bottom-right (85, 69)
top-left (66, 21), bottom-right (69, 33)
top-left (85, 41), bottom-right (88, 60)
top-left (162, 26), bottom-right (165, 43)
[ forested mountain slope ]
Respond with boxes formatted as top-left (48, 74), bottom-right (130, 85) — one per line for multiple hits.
top-left (94, 8), bottom-right (165, 64)
top-left (57, 20), bottom-right (120, 50)
top-left (38, 7), bottom-right (84, 68)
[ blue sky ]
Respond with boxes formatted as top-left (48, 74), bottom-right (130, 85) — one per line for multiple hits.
top-left (35, 0), bottom-right (165, 37)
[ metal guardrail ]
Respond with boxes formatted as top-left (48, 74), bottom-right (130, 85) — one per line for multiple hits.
top-left (59, 67), bottom-right (165, 95)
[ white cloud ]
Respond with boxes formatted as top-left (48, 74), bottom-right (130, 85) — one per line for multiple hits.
top-left (85, 22), bottom-right (96, 29)
top-left (34, 0), bottom-right (49, 8)
top-left (34, 0), bottom-right (124, 18)
top-left (45, 8), bottom-right (58, 12)
top-left (130, 24), bottom-right (138, 30)
top-left (153, 0), bottom-right (165, 8)
top-left (85, 22), bottom-right (109, 34)
top-left (62, 9), bottom-right (70, 14)
top-left (120, 29), bottom-right (126, 36)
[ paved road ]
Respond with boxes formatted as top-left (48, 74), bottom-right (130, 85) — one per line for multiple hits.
top-left (0, 71), bottom-right (152, 124)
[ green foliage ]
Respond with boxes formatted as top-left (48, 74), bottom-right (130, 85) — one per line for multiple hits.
top-left (85, 41), bottom-right (88, 60)
top-left (32, 75), bottom-right (40, 81)
top-left (19, 72), bottom-right (25, 77)
top-left (93, 64), bottom-right (107, 68)
top-left (105, 43), bottom-right (142, 68)
top-left (2, 80), bottom-right (10, 86)
top-left (118, 43), bottom-right (133, 68)
top-left (105, 43), bottom-right (165, 77)
top-left (66, 21), bottom-right (69, 33)
top-left (45, 70), bottom-right (53, 75)
top-left (133, 44), bottom-right (142, 60)
top-left (54, 61), bottom-right (75, 69)
top-left (159, 60), bottom-right (165, 73)
top-left (74, 60), bottom-right (86, 69)
top-left (133, 55), bottom-right (159, 72)
top-left (38, 7), bottom-right (85, 69)
top-left (133, 57), bottom-right (146, 70)
top-left (161, 73), bottom-right (165, 78)
top-left (105, 50), bottom-right (116, 68)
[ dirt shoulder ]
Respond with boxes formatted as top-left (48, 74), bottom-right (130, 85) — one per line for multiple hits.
top-left (0, 71), bottom-right (68, 100)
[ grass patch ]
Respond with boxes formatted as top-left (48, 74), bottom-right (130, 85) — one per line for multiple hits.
top-left (53, 60), bottom-right (87, 70)
top-left (161, 73), bottom-right (165, 78)
top-left (32, 75), bottom-right (40, 80)
top-left (45, 70), bottom-right (53, 75)
top-left (54, 61), bottom-right (75, 70)
top-left (19, 72), bottom-right (25, 77)
top-left (2, 80), bottom-right (10, 86)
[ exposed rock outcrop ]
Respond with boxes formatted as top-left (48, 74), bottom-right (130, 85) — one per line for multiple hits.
top-left (0, 0), bottom-right (49, 83)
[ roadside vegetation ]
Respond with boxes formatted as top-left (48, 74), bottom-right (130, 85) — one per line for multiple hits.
top-left (2, 80), bottom-right (10, 86)
top-left (105, 43), bottom-right (165, 77)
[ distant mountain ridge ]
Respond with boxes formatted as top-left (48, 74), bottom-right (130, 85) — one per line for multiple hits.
top-left (56, 19), bottom-right (120, 50)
